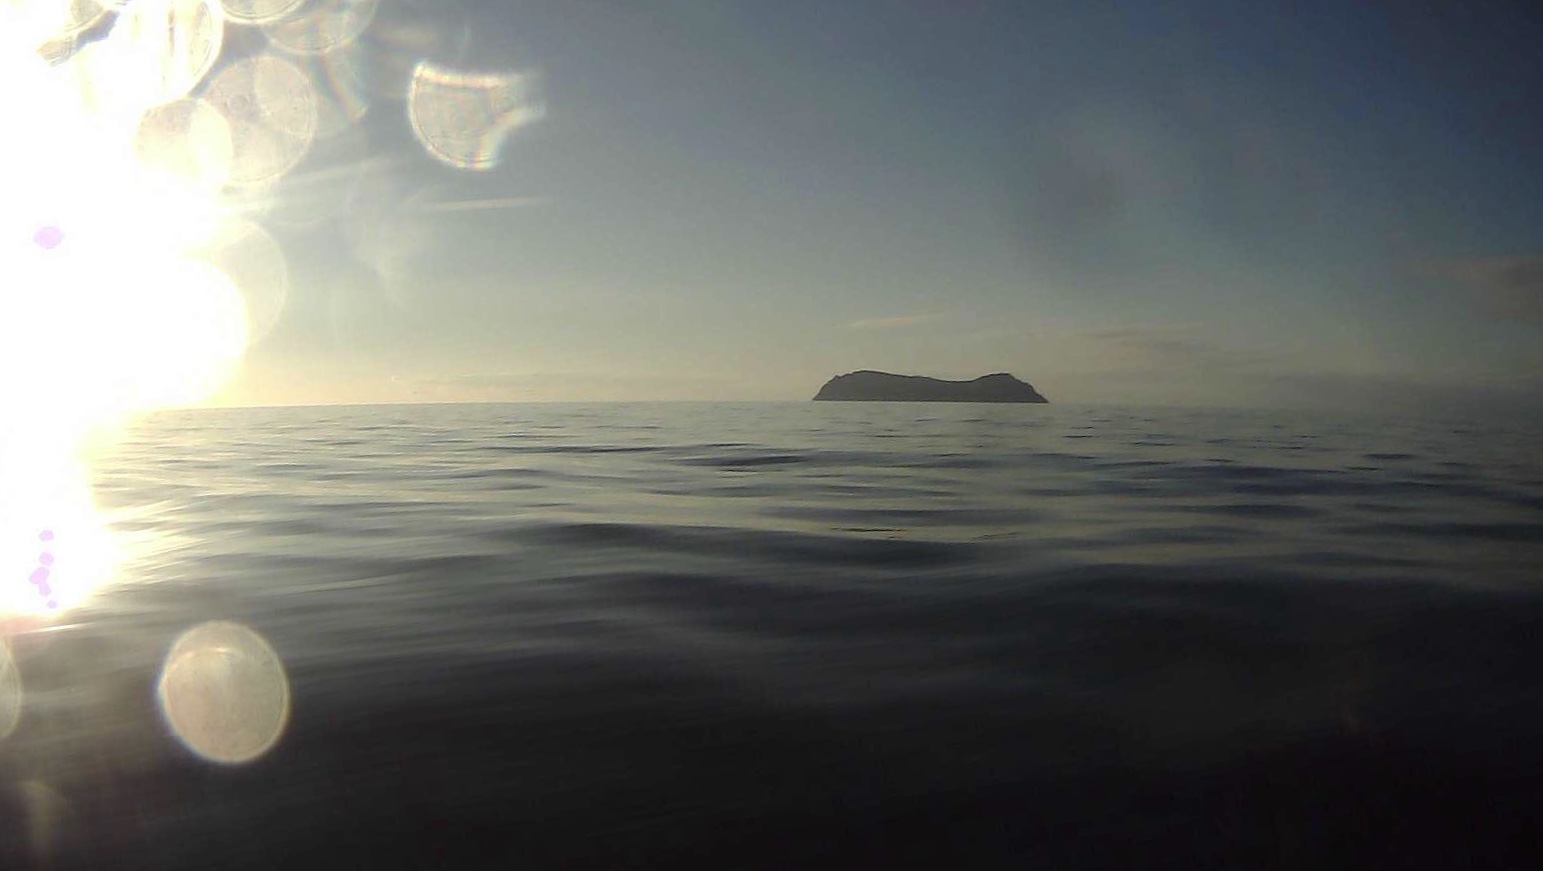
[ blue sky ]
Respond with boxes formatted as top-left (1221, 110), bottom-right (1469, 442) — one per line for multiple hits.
top-left (216, 0), bottom-right (1543, 409)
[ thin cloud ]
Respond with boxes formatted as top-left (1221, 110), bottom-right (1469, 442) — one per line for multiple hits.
top-left (1423, 255), bottom-right (1543, 324)
top-left (403, 370), bottom-right (740, 399)
top-left (1087, 326), bottom-right (1279, 373)
top-left (849, 313), bottom-right (941, 330)
top-left (417, 196), bottom-right (552, 213)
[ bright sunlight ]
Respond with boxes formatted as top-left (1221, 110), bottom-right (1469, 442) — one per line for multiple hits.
top-left (1, 0), bottom-right (251, 619)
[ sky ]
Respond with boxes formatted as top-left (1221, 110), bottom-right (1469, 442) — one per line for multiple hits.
top-left (195, 0), bottom-right (1543, 410)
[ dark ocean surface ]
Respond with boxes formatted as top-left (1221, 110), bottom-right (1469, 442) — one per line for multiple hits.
top-left (4, 401), bottom-right (1543, 868)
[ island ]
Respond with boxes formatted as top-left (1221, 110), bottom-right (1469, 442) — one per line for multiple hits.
top-left (812, 371), bottom-right (1048, 403)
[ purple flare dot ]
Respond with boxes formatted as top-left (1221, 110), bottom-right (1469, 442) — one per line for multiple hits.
top-left (30, 567), bottom-right (49, 586)
top-left (47, 601), bottom-right (57, 609)
top-left (40, 530), bottom-right (54, 542)
top-left (33, 226), bottom-right (63, 249)
top-left (38, 553), bottom-right (54, 567)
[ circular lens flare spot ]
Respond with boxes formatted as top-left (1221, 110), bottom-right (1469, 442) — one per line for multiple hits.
top-left (263, 0), bottom-right (379, 57)
top-left (158, 621), bottom-right (290, 764)
top-left (32, 226), bottom-right (62, 249)
top-left (202, 54), bottom-right (318, 187)
top-left (0, 642), bottom-right (21, 745)
top-left (220, 0), bottom-right (305, 25)
top-left (407, 62), bottom-right (543, 171)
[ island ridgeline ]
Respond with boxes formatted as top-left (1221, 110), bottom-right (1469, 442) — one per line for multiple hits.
top-left (813, 371), bottom-right (1048, 403)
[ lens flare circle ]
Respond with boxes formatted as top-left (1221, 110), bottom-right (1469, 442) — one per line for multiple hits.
top-left (69, 0), bottom-right (224, 118)
top-left (263, 0), bottom-right (379, 57)
top-left (157, 621), bottom-right (290, 764)
top-left (201, 54), bottom-right (318, 187)
top-left (407, 62), bottom-right (543, 171)
top-left (135, 97), bottom-right (236, 193)
top-left (0, 643), bottom-right (20, 744)
top-left (220, 0), bottom-right (304, 25)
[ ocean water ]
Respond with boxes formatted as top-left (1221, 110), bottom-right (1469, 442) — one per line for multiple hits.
top-left (4, 401), bottom-right (1543, 868)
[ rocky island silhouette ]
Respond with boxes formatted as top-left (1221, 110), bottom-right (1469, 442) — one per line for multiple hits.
top-left (813, 371), bottom-right (1048, 403)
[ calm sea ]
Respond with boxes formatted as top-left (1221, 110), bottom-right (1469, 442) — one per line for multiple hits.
top-left (5, 401), bottom-right (1543, 868)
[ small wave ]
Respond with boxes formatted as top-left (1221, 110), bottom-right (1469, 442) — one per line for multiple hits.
top-left (520, 521), bottom-right (981, 569)
top-left (1178, 502), bottom-right (1324, 519)
top-left (677, 453), bottom-right (809, 468)
top-left (1351, 521), bottom-right (1543, 543)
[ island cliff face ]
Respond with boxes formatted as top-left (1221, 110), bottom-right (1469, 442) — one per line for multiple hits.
top-left (813, 371), bottom-right (1048, 403)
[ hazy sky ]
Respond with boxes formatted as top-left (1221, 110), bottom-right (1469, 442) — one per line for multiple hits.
top-left (214, 0), bottom-right (1543, 410)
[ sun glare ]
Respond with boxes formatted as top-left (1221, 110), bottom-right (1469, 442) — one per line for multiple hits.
top-left (0, 1), bottom-right (247, 619)
top-left (1, 0), bottom-right (538, 620)
top-left (0, 450), bottom-right (118, 619)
